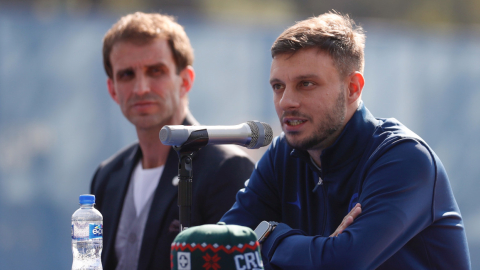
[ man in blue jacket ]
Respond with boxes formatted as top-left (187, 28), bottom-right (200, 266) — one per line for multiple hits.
top-left (221, 11), bottom-right (471, 269)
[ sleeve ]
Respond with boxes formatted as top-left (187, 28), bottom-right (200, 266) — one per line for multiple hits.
top-left (201, 155), bottom-right (256, 224)
top-left (221, 138), bottom-right (282, 230)
top-left (262, 140), bottom-right (436, 269)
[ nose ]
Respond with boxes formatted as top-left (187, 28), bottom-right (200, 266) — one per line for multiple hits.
top-left (278, 86), bottom-right (300, 111)
top-left (133, 73), bottom-right (150, 95)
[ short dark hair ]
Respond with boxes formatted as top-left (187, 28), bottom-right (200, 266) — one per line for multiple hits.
top-left (103, 12), bottom-right (194, 78)
top-left (271, 11), bottom-right (365, 77)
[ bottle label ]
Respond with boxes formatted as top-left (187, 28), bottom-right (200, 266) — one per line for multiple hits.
top-left (89, 224), bottom-right (103, 239)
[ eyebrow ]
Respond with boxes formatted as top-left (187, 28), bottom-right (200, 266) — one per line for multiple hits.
top-left (269, 74), bottom-right (321, 84)
top-left (294, 74), bottom-right (321, 81)
top-left (146, 62), bottom-right (168, 70)
top-left (269, 78), bottom-right (283, 85)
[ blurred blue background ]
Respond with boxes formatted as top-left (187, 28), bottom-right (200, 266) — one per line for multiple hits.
top-left (1, 1), bottom-right (479, 269)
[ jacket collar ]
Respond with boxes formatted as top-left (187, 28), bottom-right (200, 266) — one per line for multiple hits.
top-left (137, 112), bottom-right (199, 270)
top-left (122, 112), bottom-right (197, 166)
top-left (291, 102), bottom-right (378, 176)
top-left (106, 112), bottom-right (199, 270)
top-left (183, 111), bottom-right (199, 126)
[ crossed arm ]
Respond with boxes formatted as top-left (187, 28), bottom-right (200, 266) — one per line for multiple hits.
top-left (222, 141), bottom-right (437, 269)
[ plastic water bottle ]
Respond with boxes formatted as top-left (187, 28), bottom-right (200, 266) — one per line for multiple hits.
top-left (72, 194), bottom-right (103, 270)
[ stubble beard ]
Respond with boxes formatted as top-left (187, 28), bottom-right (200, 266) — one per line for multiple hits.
top-left (284, 89), bottom-right (346, 151)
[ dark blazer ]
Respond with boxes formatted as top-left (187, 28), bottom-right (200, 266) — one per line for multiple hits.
top-left (90, 115), bottom-right (255, 270)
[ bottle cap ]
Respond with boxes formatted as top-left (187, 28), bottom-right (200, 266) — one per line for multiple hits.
top-left (79, 194), bottom-right (95, 204)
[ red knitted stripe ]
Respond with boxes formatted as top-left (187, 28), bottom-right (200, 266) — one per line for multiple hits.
top-left (171, 242), bottom-right (260, 254)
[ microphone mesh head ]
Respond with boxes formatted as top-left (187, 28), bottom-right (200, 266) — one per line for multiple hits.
top-left (261, 122), bottom-right (273, 146)
top-left (246, 121), bottom-right (259, 149)
top-left (246, 121), bottom-right (273, 149)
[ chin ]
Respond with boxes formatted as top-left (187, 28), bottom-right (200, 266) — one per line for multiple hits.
top-left (130, 118), bottom-right (159, 130)
top-left (285, 132), bottom-right (327, 151)
top-left (284, 133), bottom-right (306, 149)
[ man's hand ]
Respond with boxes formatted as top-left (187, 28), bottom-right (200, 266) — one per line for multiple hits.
top-left (330, 203), bottom-right (362, 237)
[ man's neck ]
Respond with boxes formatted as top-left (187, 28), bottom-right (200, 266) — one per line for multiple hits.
top-left (137, 127), bottom-right (171, 169)
top-left (307, 100), bottom-right (361, 169)
top-left (137, 108), bottom-right (188, 169)
top-left (308, 149), bottom-right (322, 168)
top-left (306, 129), bottom-right (341, 168)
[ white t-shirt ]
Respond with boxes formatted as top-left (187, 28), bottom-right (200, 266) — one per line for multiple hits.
top-left (131, 161), bottom-right (164, 216)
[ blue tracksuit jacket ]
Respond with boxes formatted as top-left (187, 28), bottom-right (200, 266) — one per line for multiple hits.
top-left (221, 103), bottom-right (470, 269)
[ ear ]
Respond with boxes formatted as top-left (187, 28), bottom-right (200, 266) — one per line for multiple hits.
top-left (346, 72), bottom-right (364, 105)
top-left (179, 65), bottom-right (195, 97)
top-left (107, 78), bottom-right (120, 105)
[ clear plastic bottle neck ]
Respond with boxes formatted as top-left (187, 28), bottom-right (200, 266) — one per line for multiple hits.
top-left (80, 204), bottom-right (95, 209)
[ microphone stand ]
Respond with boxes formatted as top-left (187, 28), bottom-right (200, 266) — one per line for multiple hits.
top-left (172, 129), bottom-right (209, 231)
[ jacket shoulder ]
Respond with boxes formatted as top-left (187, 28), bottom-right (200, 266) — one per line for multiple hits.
top-left (90, 142), bottom-right (139, 193)
top-left (98, 142), bottom-right (139, 170)
top-left (375, 117), bottom-right (423, 142)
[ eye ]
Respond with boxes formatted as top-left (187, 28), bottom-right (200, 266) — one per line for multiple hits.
top-left (150, 67), bottom-right (161, 74)
top-left (117, 69), bottom-right (134, 81)
top-left (148, 65), bottom-right (166, 77)
top-left (301, 81), bottom-right (314, 87)
top-left (272, 83), bottom-right (284, 91)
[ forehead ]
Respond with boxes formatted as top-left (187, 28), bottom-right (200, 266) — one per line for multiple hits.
top-left (110, 38), bottom-right (175, 70)
top-left (270, 48), bottom-right (340, 82)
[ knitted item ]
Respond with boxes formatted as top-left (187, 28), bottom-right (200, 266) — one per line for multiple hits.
top-left (171, 222), bottom-right (264, 270)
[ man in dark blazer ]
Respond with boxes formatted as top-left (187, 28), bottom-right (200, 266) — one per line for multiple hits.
top-left (90, 12), bottom-right (255, 270)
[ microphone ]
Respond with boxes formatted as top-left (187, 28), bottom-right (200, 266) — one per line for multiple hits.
top-left (160, 121), bottom-right (273, 149)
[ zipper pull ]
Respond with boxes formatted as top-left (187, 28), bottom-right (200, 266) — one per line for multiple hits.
top-left (312, 176), bottom-right (323, 192)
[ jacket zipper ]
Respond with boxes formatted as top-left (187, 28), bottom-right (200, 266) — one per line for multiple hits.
top-left (312, 176), bottom-right (323, 192)
top-left (321, 183), bottom-right (327, 236)
top-left (310, 157), bottom-right (323, 193)
top-left (310, 158), bottom-right (327, 235)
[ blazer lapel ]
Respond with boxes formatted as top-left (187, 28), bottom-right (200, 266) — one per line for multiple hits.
top-left (137, 114), bottom-right (198, 270)
top-left (137, 146), bottom-right (179, 270)
top-left (102, 145), bottom-right (141, 269)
